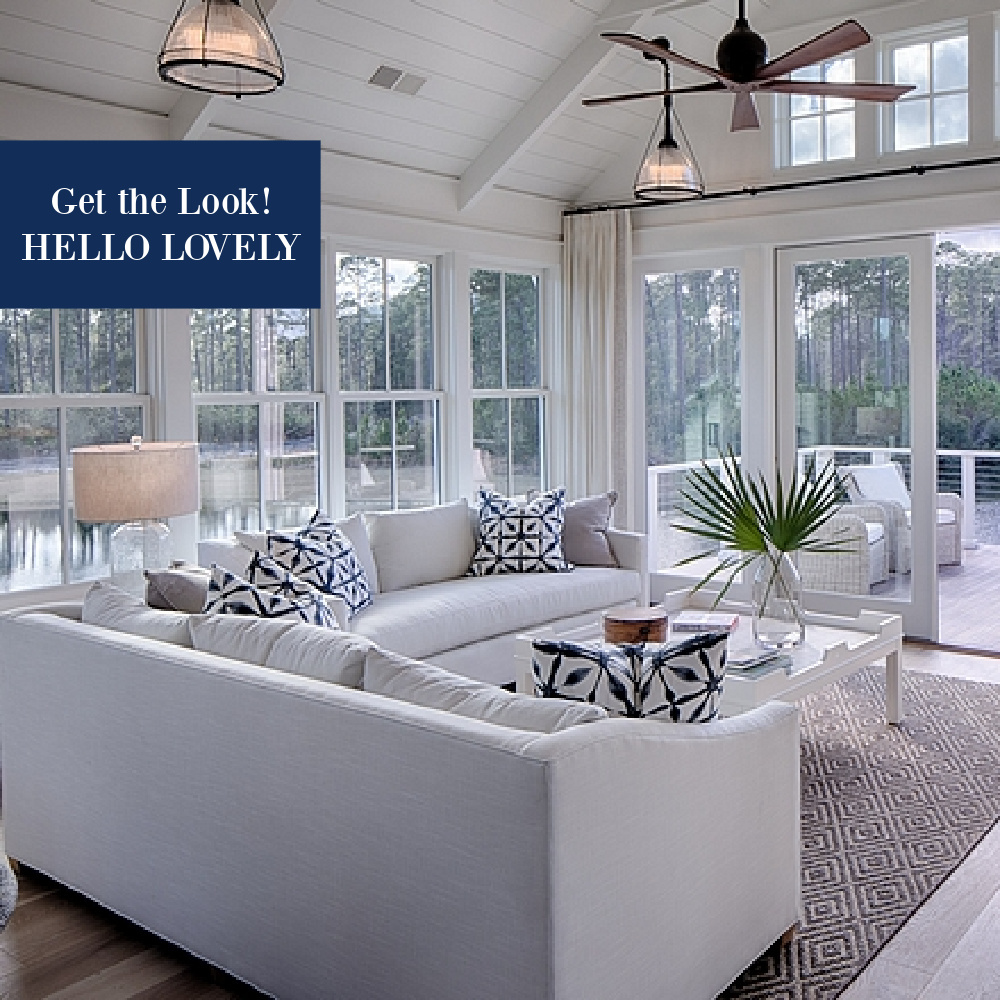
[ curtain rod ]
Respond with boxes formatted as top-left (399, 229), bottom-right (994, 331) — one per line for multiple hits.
top-left (562, 154), bottom-right (1000, 218)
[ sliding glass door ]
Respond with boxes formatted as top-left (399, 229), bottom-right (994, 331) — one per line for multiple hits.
top-left (776, 238), bottom-right (937, 637)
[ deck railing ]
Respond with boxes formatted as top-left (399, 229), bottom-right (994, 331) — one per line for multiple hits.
top-left (647, 447), bottom-right (1000, 573)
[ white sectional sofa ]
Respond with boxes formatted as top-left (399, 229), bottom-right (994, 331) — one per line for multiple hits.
top-left (199, 500), bottom-right (650, 686)
top-left (0, 603), bottom-right (800, 1000)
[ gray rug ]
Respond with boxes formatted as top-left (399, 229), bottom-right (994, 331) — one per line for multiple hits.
top-left (722, 665), bottom-right (1000, 1000)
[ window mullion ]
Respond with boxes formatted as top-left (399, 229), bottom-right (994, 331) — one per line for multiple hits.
top-left (58, 405), bottom-right (70, 584)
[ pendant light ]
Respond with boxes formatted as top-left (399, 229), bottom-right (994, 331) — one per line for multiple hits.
top-left (158, 0), bottom-right (285, 97)
top-left (633, 42), bottom-right (704, 202)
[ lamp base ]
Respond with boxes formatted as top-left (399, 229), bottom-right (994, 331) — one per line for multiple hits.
top-left (110, 520), bottom-right (171, 598)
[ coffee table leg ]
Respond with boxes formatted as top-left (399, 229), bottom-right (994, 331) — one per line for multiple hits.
top-left (885, 646), bottom-right (902, 725)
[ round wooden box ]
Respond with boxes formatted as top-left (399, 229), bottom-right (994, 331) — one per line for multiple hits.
top-left (603, 605), bottom-right (668, 645)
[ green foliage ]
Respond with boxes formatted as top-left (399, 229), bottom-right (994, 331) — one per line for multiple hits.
top-left (676, 450), bottom-right (845, 601)
top-left (645, 268), bottom-right (741, 467)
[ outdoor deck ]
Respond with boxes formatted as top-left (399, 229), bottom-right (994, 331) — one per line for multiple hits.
top-left (939, 544), bottom-right (1000, 648)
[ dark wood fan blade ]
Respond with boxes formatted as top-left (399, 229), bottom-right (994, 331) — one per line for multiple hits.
top-left (757, 20), bottom-right (870, 81)
top-left (602, 32), bottom-right (729, 83)
top-left (583, 82), bottom-right (726, 107)
top-left (731, 92), bottom-right (759, 131)
top-left (761, 80), bottom-right (915, 102)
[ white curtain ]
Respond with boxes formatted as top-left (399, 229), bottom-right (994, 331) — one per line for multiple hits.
top-left (556, 210), bottom-right (632, 513)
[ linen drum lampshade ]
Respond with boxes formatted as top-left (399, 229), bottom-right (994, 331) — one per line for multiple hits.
top-left (73, 438), bottom-right (199, 595)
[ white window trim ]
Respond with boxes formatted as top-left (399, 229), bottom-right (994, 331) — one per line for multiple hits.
top-left (879, 19), bottom-right (969, 155)
top-left (774, 56), bottom-right (858, 170)
top-left (332, 250), bottom-right (442, 514)
top-left (0, 308), bottom-right (149, 591)
top-left (469, 264), bottom-right (548, 497)
top-left (192, 308), bottom-right (323, 536)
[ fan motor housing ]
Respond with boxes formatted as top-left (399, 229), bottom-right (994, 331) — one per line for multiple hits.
top-left (716, 22), bottom-right (767, 82)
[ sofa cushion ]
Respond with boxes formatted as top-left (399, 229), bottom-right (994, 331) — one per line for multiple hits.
top-left (563, 492), bottom-right (618, 568)
top-left (264, 531), bottom-right (372, 618)
top-left (83, 580), bottom-right (193, 647)
top-left (265, 625), bottom-right (373, 688)
top-left (364, 647), bottom-right (607, 732)
top-left (367, 500), bottom-right (475, 592)
top-left (471, 488), bottom-right (571, 575)
top-left (532, 632), bottom-right (728, 722)
top-left (145, 562), bottom-right (211, 613)
top-left (190, 613), bottom-right (299, 664)
top-left (204, 565), bottom-right (338, 629)
top-left (350, 567), bottom-right (641, 661)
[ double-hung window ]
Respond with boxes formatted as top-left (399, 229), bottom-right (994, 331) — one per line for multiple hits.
top-left (776, 57), bottom-right (856, 167)
top-left (883, 24), bottom-right (968, 152)
top-left (193, 308), bottom-right (321, 537)
top-left (0, 308), bottom-right (146, 591)
top-left (470, 269), bottom-right (544, 497)
top-left (336, 254), bottom-right (440, 513)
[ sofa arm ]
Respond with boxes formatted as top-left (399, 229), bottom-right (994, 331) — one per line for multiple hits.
top-left (526, 702), bottom-right (800, 1000)
top-left (606, 529), bottom-right (650, 605)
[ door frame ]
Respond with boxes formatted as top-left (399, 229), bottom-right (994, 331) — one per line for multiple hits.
top-left (775, 236), bottom-right (937, 639)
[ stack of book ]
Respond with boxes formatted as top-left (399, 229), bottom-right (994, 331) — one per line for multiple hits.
top-left (671, 610), bottom-right (740, 634)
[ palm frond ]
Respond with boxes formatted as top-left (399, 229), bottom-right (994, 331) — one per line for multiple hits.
top-left (673, 450), bottom-right (847, 600)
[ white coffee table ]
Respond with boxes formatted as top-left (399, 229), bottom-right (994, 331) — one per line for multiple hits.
top-left (515, 594), bottom-right (904, 724)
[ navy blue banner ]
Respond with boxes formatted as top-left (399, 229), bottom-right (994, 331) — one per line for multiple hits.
top-left (0, 140), bottom-right (320, 308)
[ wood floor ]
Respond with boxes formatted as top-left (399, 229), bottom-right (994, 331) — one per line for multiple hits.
top-left (0, 868), bottom-right (266, 999)
top-left (4, 646), bottom-right (1000, 1000)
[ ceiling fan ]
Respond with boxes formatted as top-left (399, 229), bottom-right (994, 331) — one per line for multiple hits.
top-left (584, 0), bottom-right (914, 132)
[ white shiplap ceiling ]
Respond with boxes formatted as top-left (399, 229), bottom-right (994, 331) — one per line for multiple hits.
top-left (0, 0), bottom-right (988, 206)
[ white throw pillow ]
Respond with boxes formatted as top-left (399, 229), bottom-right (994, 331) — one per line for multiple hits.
top-left (189, 613), bottom-right (299, 665)
top-left (265, 625), bottom-right (373, 688)
top-left (364, 648), bottom-right (607, 732)
top-left (366, 500), bottom-right (476, 593)
top-left (82, 581), bottom-right (193, 647)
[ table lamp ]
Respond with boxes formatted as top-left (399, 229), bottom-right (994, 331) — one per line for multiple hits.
top-left (73, 436), bottom-right (200, 596)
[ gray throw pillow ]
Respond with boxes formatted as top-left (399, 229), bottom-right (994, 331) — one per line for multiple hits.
top-left (145, 562), bottom-right (212, 613)
top-left (563, 492), bottom-right (618, 567)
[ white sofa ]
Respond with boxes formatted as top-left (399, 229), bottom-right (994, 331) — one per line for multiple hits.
top-left (199, 500), bottom-right (650, 686)
top-left (0, 604), bottom-right (800, 1000)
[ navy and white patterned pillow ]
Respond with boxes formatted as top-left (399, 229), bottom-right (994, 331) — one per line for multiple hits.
top-left (246, 551), bottom-right (339, 612)
top-left (470, 488), bottom-right (571, 575)
top-left (532, 631), bottom-right (727, 722)
top-left (203, 565), bottom-right (337, 629)
top-left (264, 530), bottom-right (372, 618)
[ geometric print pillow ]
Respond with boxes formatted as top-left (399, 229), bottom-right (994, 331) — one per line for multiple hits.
top-left (203, 564), bottom-right (338, 629)
top-left (264, 529), bottom-right (372, 619)
top-left (470, 488), bottom-right (572, 575)
top-left (532, 631), bottom-right (727, 722)
top-left (246, 551), bottom-right (339, 611)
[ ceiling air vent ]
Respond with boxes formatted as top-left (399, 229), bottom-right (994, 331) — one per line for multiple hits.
top-left (369, 65), bottom-right (403, 89)
top-left (368, 66), bottom-right (426, 96)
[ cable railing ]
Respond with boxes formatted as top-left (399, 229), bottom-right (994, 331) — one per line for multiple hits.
top-left (647, 447), bottom-right (1000, 572)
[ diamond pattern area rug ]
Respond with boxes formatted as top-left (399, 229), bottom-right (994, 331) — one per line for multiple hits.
top-left (722, 665), bottom-right (1000, 1000)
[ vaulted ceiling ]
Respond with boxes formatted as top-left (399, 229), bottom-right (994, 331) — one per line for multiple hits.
top-left (0, 0), bottom-right (993, 207)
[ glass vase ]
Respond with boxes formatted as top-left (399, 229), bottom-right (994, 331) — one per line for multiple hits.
top-left (752, 549), bottom-right (805, 650)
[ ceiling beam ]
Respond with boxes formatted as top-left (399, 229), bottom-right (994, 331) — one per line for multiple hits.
top-left (166, 0), bottom-right (291, 141)
top-left (457, 2), bottom-right (672, 211)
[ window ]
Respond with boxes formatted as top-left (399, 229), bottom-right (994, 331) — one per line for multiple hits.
top-left (884, 25), bottom-right (968, 152)
top-left (193, 308), bottom-right (320, 538)
top-left (644, 268), bottom-right (741, 572)
top-left (336, 254), bottom-right (439, 513)
top-left (776, 57), bottom-right (856, 167)
top-left (470, 269), bottom-right (544, 497)
top-left (0, 309), bottom-right (146, 592)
